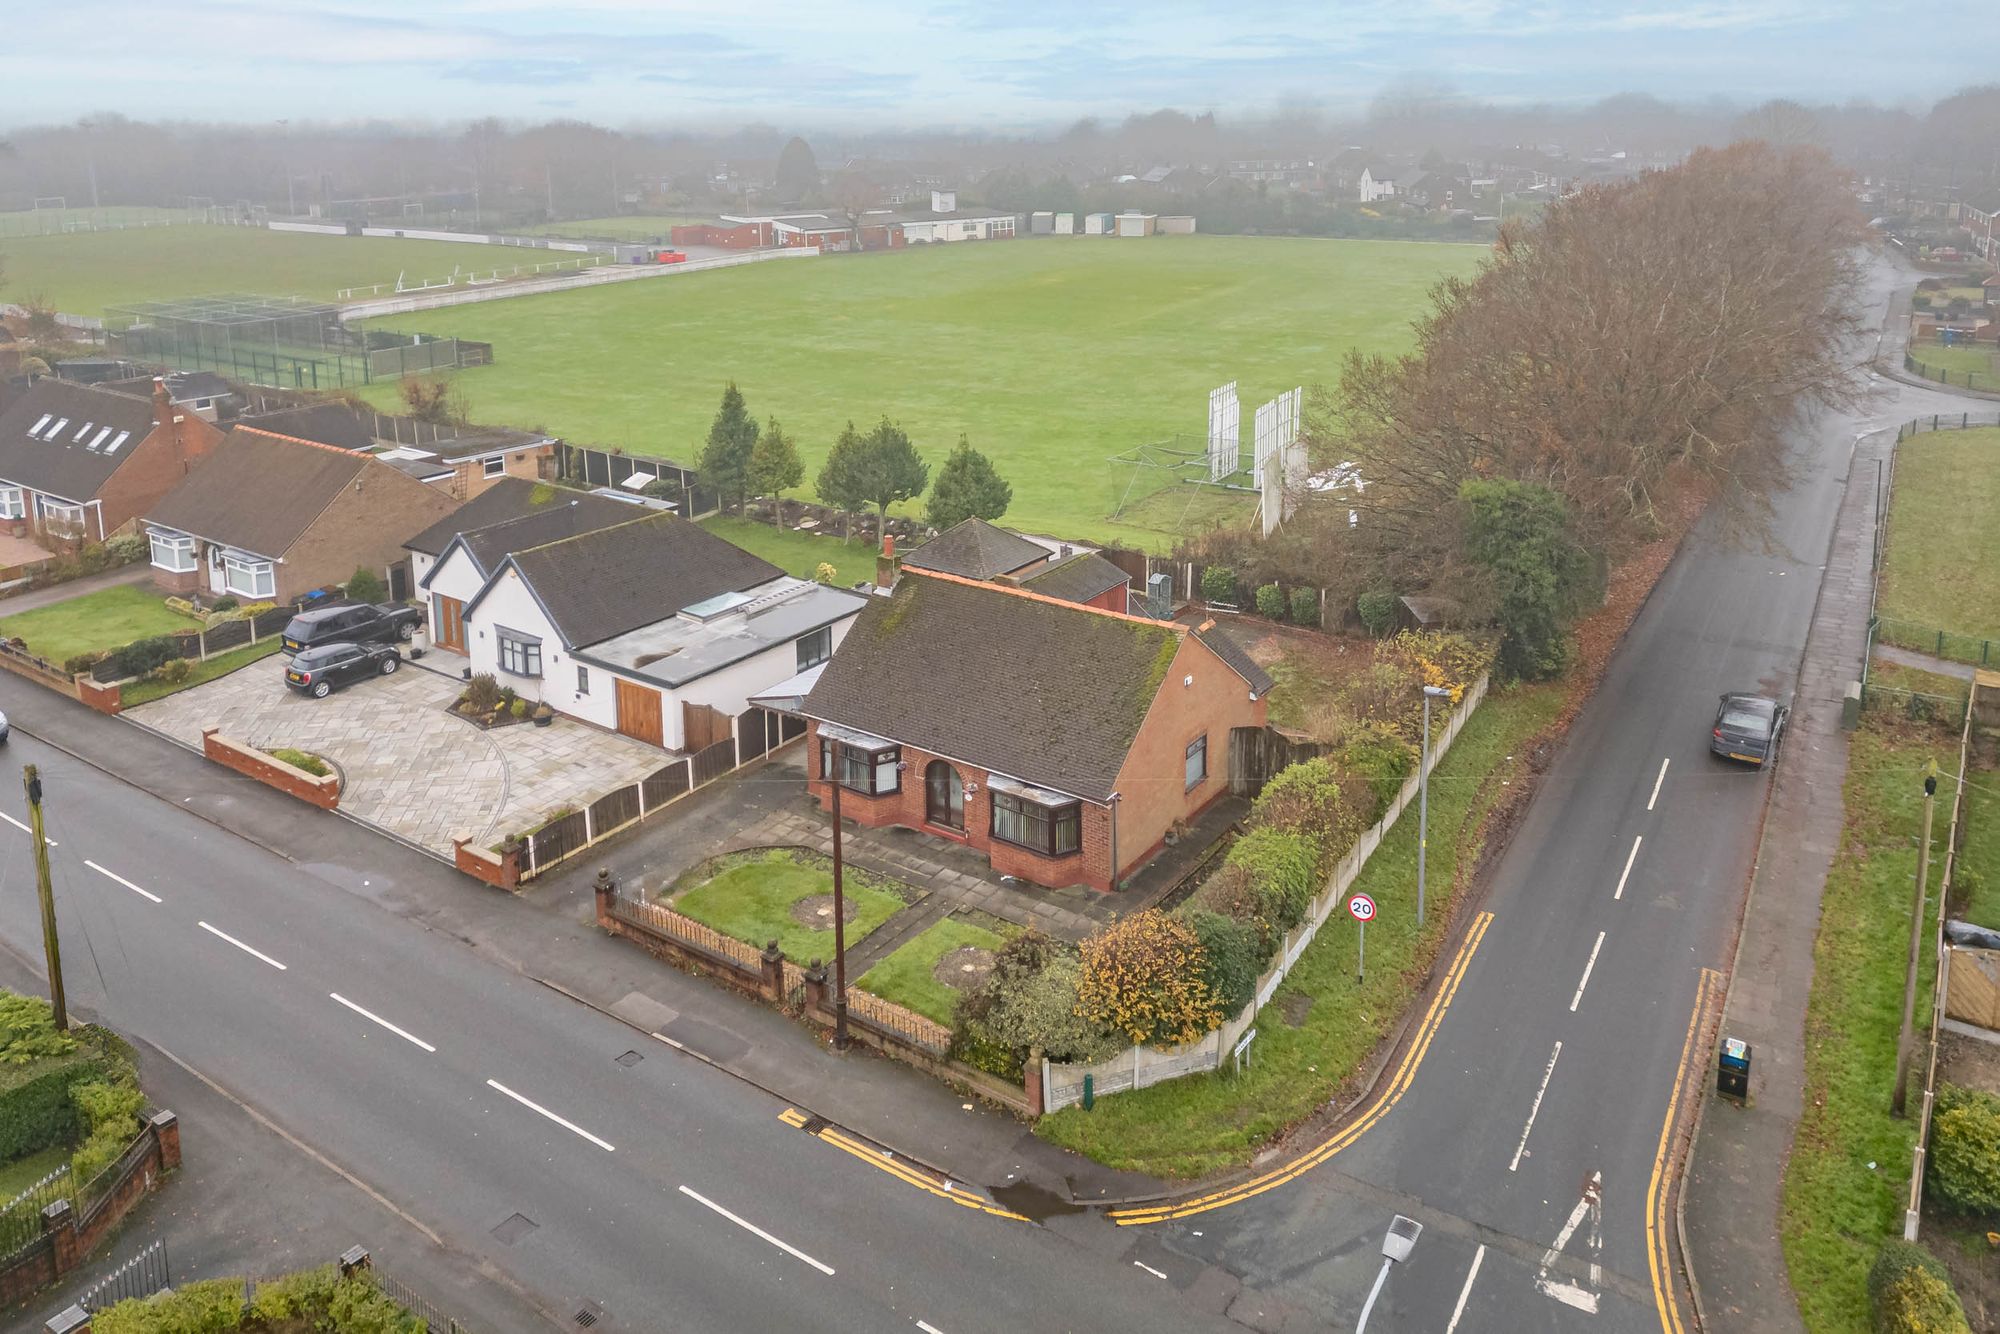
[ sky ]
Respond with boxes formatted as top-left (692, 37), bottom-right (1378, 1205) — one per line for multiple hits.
top-left (3, 1), bottom-right (1978, 130)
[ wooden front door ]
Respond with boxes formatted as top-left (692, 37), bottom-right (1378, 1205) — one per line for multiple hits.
top-left (616, 678), bottom-right (664, 747)
top-left (432, 595), bottom-right (466, 653)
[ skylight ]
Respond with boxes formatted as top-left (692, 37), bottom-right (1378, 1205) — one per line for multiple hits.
top-left (27, 415), bottom-right (51, 437)
top-left (104, 431), bottom-right (130, 455)
top-left (72, 421), bottom-right (94, 443)
top-left (44, 418), bottom-right (68, 440)
top-left (86, 427), bottom-right (112, 452)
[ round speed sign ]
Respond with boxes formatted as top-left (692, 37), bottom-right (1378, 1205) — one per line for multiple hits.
top-left (1347, 893), bottom-right (1377, 923)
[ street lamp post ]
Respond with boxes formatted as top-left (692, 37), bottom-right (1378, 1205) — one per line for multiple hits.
top-left (1894, 767), bottom-right (1938, 1115)
top-left (1356, 1215), bottom-right (1423, 1333)
top-left (1418, 685), bottom-right (1452, 927)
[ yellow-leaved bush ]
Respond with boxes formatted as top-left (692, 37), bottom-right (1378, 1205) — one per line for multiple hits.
top-left (1075, 910), bottom-right (1223, 1048)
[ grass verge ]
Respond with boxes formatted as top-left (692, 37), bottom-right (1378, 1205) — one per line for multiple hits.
top-left (1780, 706), bottom-right (1958, 1334)
top-left (1035, 680), bottom-right (1568, 1177)
top-left (1878, 429), bottom-right (2000, 646)
top-left (1960, 738), bottom-right (2000, 928)
top-left (698, 514), bottom-right (878, 588)
top-left (857, 916), bottom-right (1011, 1026)
top-left (120, 639), bottom-right (281, 707)
top-left (0, 584), bottom-right (196, 663)
top-left (670, 849), bottom-right (906, 963)
top-left (0, 1143), bottom-right (72, 1201)
top-left (1907, 343), bottom-right (2000, 392)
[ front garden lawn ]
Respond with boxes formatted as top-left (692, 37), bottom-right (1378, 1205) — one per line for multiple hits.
top-left (0, 584), bottom-right (196, 663)
top-left (1035, 680), bottom-right (1567, 1178)
top-left (0, 1143), bottom-right (71, 1201)
top-left (858, 916), bottom-right (1010, 1027)
top-left (1878, 429), bottom-right (2000, 646)
top-left (120, 640), bottom-right (281, 707)
top-left (671, 850), bottom-right (905, 963)
top-left (1960, 746), bottom-right (2000, 929)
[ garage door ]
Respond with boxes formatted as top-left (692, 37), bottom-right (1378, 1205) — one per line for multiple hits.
top-left (615, 678), bottom-right (664, 747)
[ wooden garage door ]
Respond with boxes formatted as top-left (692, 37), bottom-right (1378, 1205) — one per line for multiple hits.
top-left (615, 678), bottom-right (664, 747)
top-left (433, 595), bottom-right (466, 653)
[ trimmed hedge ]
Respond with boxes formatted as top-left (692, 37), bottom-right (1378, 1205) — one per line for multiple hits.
top-left (1866, 1240), bottom-right (1970, 1334)
top-left (1190, 911), bottom-right (1262, 1018)
top-left (1201, 566), bottom-right (1237, 603)
top-left (1930, 1083), bottom-right (2000, 1218)
top-left (94, 1265), bottom-right (428, 1333)
top-left (0, 1004), bottom-right (133, 1163)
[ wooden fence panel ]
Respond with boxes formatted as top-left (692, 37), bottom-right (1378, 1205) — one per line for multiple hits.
top-left (643, 761), bottom-right (690, 809)
top-left (690, 737), bottom-right (736, 787)
top-left (1946, 946), bottom-right (2000, 1031)
top-left (589, 785), bottom-right (640, 837)
top-left (529, 809), bottom-right (589, 870)
top-left (737, 708), bottom-right (770, 762)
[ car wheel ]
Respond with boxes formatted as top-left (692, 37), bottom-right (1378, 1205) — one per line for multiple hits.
top-left (380, 656), bottom-right (399, 675)
top-left (311, 681), bottom-right (332, 699)
top-left (397, 622), bottom-right (415, 642)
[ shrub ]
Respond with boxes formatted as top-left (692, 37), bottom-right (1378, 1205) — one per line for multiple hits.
top-left (498, 685), bottom-right (518, 708)
top-left (105, 534), bottom-right (148, 565)
top-left (1252, 758), bottom-right (1353, 863)
top-left (511, 697), bottom-right (531, 720)
top-left (71, 1120), bottom-right (132, 1185)
top-left (1867, 1240), bottom-right (1970, 1334)
top-left (61, 651), bottom-right (104, 675)
top-left (1930, 1083), bottom-right (2000, 1218)
top-left (109, 636), bottom-right (181, 680)
top-left (1075, 910), bottom-right (1223, 1047)
top-left (1188, 911), bottom-right (1262, 1018)
top-left (1289, 586), bottom-right (1320, 626)
top-left (346, 566), bottom-right (387, 605)
top-left (1187, 861), bottom-right (1282, 956)
top-left (1338, 660), bottom-right (1421, 736)
top-left (269, 748), bottom-right (331, 778)
top-left (76, 544), bottom-right (112, 576)
top-left (1331, 723), bottom-right (1418, 815)
top-left (1201, 566), bottom-right (1237, 604)
top-left (151, 658), bottom-right (193, 685)
top-left (1254, 584), bottom-right (1285, 618)
top-left (0, 993), bottom-right (78, 1065)
top-left (209, 595), bottom-right (239, 613)
top-left (1357, 589), bottom-right (1398, 637)
top-left (948, 1022), bottom-right (1025, 1081)
top-left (1227, 827), bottom-right (1318, 933)
top-left (1384, 629), bottom-right (1492, 703)
top-left (93, 1278), bottom-right (245, 1334)
top-left (813, 561), bottom-right (838, 585)
top-left (967, 951), bottom-right (1122, 1066)
top-left (462, 673), bottom-right (502, 713)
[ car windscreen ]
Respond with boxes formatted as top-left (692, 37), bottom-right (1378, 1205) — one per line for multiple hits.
top-left (1721, 708), bottom-right (1769, 732)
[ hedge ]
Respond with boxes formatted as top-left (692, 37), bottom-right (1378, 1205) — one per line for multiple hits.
top-left (0, 1049), bottom-right (113, 1162)
top-left (1866, 1240), bottom-right (1970, 1334)
top-left (1929, 1083), bottom-right (2000, 1218)
top-left (93, 1267), bottom-right (428, 1333)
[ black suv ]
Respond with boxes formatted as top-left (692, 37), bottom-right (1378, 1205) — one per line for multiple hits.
top-left (280, 602), bottom-right (423, 655)
top-left (285, 641), bottom-right (400, 698)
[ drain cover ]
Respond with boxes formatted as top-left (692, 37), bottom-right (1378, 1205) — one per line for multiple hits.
top-left (491, 1212), bottom-right (538, 1245)
top-left (574, 1301), bottom-right (605, 1326)
top-left (614, 1050), bottom-right (644, 1067)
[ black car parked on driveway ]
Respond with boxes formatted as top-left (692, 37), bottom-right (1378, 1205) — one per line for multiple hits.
top-left (285, 642), bottom-right (401, 698)
top-left (280, 602), bottom-right (423, 655)
top-left (1712, 692), bottom-right (1788, 765)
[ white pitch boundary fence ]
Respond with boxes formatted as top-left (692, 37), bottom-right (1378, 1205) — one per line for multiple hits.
top-left (337, 247), bottom-right (817, 320)
top-left (1042, 672), bottom-right (1490, 1113)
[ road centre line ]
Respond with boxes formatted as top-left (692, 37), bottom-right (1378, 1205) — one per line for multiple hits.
top-left (1569, 931), bottom-right (1607, 1012)
top-left (329, 993), bottom-right (436, 1053)
top-left (0, 811), bottom-right (56, 846)
top-left (1446, 1244), bottom-right (1487, 1333)
top-left (1614, 835), bottom-right (1643, 901)
top-left (678, 1184), bottom-right (834, 1274)
top-left (1648, 758), bottom-right (1669, 811)
top-left (485, 1079), bottom-right (615, 1152)
top-left (1509, 1041), bottom-right (1563, 1172)
top-left (85, 860), bottom-right (160, 903)
top-left (197, 921), bottom-right (287, 970)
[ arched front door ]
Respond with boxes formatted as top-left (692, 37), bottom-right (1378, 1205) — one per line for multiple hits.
top-left (925, 760), bottom-right (964, 831)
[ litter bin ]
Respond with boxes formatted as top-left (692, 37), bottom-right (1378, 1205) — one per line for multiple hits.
top-left (1718, 1036), bottom-right (1751, 1102)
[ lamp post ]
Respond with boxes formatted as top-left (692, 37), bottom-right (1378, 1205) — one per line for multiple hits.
top-left (1356, 1214), bottom-right (1422, 1333)
top-left (1894, 765), bottom-right (1938, 1116)
top-left (1418, 685), bottom-right (1452, 927)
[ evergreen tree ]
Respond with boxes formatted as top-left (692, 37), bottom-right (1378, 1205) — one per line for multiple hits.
top-left (815, 421), bottom-right (870, 541)
top-left (1458, 478), bottom-right (1593, 680)
top-left (856, 418), bottom-right (930, 529)
top-left (748, 417), bottom-right (804, 527)
top-left (924, 435), bottom-right (1012, 530)
top-left (699, 382), bottom-right (758, 514)
top-left (774, 137), bottom-right (820, 203)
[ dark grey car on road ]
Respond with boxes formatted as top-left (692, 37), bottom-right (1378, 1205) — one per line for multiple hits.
top-left (1712, 692), bottom-right (1787, 765)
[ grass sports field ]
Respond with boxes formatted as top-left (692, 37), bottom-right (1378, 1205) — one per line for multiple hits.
top-left (368, 236), bottom-right (1480, 548)
top-left (0, 224), bottom-right (519, 314)
top-left (516, 215), bottom-right (707, 240)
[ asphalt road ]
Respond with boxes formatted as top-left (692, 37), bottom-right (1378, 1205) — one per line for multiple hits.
top-left (0, 731), bottom-right (1237, 1334)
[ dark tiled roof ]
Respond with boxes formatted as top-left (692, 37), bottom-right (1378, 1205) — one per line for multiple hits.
top-left (1192, 625), bottom-right (1275, 698)
top-left (1019, 551), bottom-right (1128, 605)
top-left (0, 380), bottom-right (159, 502)
top-left (458, 497), bottom-right (645, 576)
top-left (901, 518), bottom-right (1048, 580)
top-left (803, 572), bottom-right (1184, 802)
top-left (405, 477), bottom-right (631, 557)
top-left (235, 403), bottom-right (375, 453)
top-left (495, 513), bottom-right (783, 650)
top-left (146, 428), bottom-right (372, 559)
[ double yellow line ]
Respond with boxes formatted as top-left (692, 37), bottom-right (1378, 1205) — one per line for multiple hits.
top-left (1648, 966), bottom-right (1721, 1334)
top-left (1110, 911), bottom-right (1496, 1226)
top-left (779, 1107), bottom-right (1030, 1222)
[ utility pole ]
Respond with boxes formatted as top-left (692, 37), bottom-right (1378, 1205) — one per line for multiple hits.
top-left (24, 766), bottom-right (65, 1031)
top-left (829, 778), bottom-right (850, 1051)
top-left (1893, 767), bottom-right (1937, 1116)
top-left (1417, 685), bottom-right (1451, 926)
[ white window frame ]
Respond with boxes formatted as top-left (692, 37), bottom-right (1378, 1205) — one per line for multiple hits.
top-left (149, 530), bottom-right (196, 573)
top-left (496, 626), bottom-right (543, 678)
top-left (221, 552), bottom-right (275, 599)
top-left (481, 456), bottom-right (506, 478)
top-left (0, 488), bottom-right (23, 521)
top-left (576, 663), bottom-right (590, 695)
top-left (36, 497), bottom-right (87, 537)
top-left (1185, 734), bottom-right (1208, 791)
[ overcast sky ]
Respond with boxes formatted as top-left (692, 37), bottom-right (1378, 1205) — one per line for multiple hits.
top-left (4, 1), bottom-right (1974, 130)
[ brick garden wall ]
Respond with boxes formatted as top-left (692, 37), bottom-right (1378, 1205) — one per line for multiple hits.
top-left (202, 730), bottom-right (339, 810)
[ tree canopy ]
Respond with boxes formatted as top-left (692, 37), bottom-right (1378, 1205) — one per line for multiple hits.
top-left (748, 417), bottom-right (804, 525)
top-left (774, 136), bottom-right (819, 203)
top-left (699, 382), bottom-right (759, 514)
top-left (924, 435), bottom-right (1012, 530)
top-left (816, 418), bottom-right (928, 526)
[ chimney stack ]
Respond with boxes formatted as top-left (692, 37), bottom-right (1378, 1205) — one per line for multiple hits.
top-left (876, 533), bottom-right (900, 592)
top-left (150, 376), bottom-right (172, 431)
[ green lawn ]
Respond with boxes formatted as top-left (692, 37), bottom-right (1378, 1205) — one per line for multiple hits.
top-left (0, 1143), bottom-right (72, 1202)
top-left (0, 225), bottom-right (529, 314)
top-left (1036, 680), bottom-right (1568, 1177)
top-left (670, 849), bottom-right (906, 963)
top-left (1782, 707), bottom-right (1958, 1334)
top-left (1878, 429), bottom-right (2000, 647)
top-left (0, 206), bottom-right (195, 238)
top-left (121, 639), bottom-right (282, 707)
top-left (858, 916), bottom-right (1011, 1027)
top-left (0, 584), bottom-right (196, 662)
top-left (361, 236), bottom-right (1481, 549)
top-left (516, 215), bottom-right (707, 240)
top-left (1959, 745), bottom-right (2000, 929)
top-left (1908, 343), bottom-right (2000, 392)
top-left (699, 515), bottom-right (880, 587)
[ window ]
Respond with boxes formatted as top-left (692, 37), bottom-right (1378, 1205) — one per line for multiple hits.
top-left (221, 552), bottom-right (274, 599)
top-left (991, 789), bottom-right (1083, 857)
top-left (481, 457), bottom-right (506, 478)
top-left (576, 664), bottom-right (590, 695)
top-left (0, 489), bottom-right (22, 520)
top-left (818, 737), bottom-right (899, 796)
top-left (496, 626), bottom-right (543, 678)
top-left (1185, 735), bottom-right (1208, 791)
top-left (149, 530), bottom-right (196, 573)
top-left (795, 626), bottom-right (832, 671)
top-left (37, 498), bottom-right (86, 538)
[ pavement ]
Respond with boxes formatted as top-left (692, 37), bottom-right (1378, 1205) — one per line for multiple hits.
top-left (127, 659), bottom-right (663, 855)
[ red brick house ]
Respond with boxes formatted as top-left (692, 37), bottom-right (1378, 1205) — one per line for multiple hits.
top-left (144, 428), bottom-right (458, 604)
top-left (901, 518), bottom-right (1131, 612)
top-left (0, 377), bottom-right (223, 549)
top-left (802, 570), bottom-right (1271, 892)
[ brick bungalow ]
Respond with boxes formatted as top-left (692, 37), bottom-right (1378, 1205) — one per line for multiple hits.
top-left (0, 377), bottom-right (223, 549)
top-left (899, 518), bottom-right (1131, 612)
top-left (801, 569), bottom-right (1271, 892)
top-left (144, 428), bottom-right (459, 604)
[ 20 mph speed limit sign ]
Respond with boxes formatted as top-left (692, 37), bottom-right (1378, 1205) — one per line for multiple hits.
top-left (1348, 893), bottom-right (1377, 923)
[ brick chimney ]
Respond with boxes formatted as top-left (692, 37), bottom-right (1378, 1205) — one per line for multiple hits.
top-left (150, 376), bottom-right (173, 433)
top-left (875, 533), bottom-right (899, 592)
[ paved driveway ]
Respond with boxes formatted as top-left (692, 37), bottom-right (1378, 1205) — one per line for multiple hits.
top-left (130, 659), bottom-right (665, 855)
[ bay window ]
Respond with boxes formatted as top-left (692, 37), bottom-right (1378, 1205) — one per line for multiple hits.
top-left (817, 725), bottom-right (899, 796)
top-left (989, 776), bottom-right (1083, 857)
top-left (496, 626), bottom-right (543, 678)
top-left (221, 552), bottom-right (274, 599)
top-left (0, 489), bottom-right (23, 520)
top-left (149, 530), bottom-right (196, 573)
top-left (36, 498), bottom-right (87, 538)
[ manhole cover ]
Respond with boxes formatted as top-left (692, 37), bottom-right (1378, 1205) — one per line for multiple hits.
top-left (492, 1212), bottom-right (538, 1245)
top-left (932, 946), bottom-right (996, 990)
top-left (790, 894), bottom-right (858, 928)
top-left (615, 1050), bottom-right (644, 1067)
